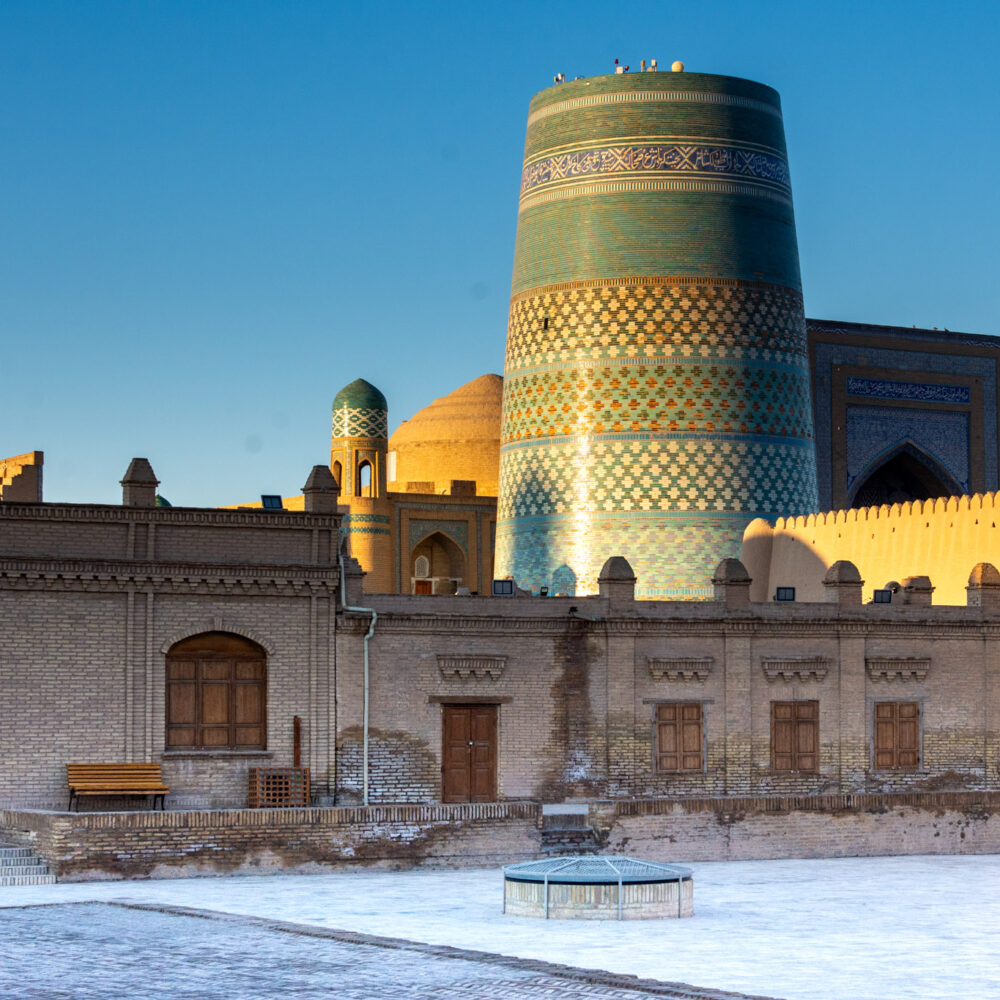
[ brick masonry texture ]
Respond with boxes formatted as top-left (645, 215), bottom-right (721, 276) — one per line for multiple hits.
top-left (3, 481), bottom-right (1000, 875)
top-left (1, 792), bottom-right (997, 880)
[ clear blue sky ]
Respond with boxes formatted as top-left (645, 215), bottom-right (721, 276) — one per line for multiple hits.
top-left (3, 0), bottom-right (998, 506)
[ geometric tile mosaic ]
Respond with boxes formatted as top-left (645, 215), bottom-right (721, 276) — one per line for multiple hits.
top-left (520, 143), bottom-right (790, 197)
top-left (845, 405), bottom-right (970, 494)
top-left (506, 279), bottom-right (808, 371)
top-left (495, 511), bottom-right (752, 599)
top-left (332, 406), bottom-right (388, 440)
top-left (497, 279), bottom-right (817, 598)
top-left (408, 518), bottom-right (469, 555)
top-left (498, 436), bottom-right (817, 518)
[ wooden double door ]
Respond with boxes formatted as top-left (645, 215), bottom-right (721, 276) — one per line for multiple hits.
top-left (441, 704), bottom-right (497, 802)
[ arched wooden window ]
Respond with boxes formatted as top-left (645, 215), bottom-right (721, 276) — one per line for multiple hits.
top-left (166, 632), bottom-right (266, 749)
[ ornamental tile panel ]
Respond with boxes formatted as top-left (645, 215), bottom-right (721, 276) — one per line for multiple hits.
top-left (331, 407), bottom-right (388, 440)
top-left (520, 144), bottom-right (790, 196)
top-left (408, 518), bottom-right (469, 554)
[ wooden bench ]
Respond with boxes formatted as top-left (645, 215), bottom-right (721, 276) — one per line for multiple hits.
top-left (66, 763), bottom-right (169, 812)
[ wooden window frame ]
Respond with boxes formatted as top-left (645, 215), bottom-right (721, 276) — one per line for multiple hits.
top-left (872, 700), bottom-right (921, 771)
top-left (166, 635), bottom-right (267, 751)
top-left (770, 700), bottom-right (819, 773)
top-left (653, 701), bottom-right (705, 773)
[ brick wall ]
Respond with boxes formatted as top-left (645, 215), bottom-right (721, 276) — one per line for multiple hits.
top-left (0, 501), bottom-right (340, 809)
top-left (2, 792), bottom-right (997, 881)
top-left (597, 792), bottom-right (1000, 861)
top-left (0, 802), bottom-right (542, 880)
top-left (0, 451), bottom-right (42, 503)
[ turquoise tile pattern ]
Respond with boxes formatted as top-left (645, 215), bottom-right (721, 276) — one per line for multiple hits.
top-left (332, 379), bottom-right (389, 438)
top-left (496, 72), bottom-right (818, 598)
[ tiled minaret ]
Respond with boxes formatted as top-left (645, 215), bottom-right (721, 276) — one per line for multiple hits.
top-left (331, 378), bottom-right (392, 592)
top-left (496, 67), bottom-right (818, 597)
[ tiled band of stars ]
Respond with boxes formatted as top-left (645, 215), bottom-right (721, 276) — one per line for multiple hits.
top-left (496, 279), bottom-right (818, 597)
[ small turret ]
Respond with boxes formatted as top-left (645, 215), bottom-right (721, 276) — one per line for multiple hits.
top-left (121, 458), bottom-right (159, 508)
top-left (331, 378), bottom-right (388, 499)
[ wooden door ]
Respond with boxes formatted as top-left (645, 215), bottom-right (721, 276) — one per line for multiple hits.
top-left (442, 704), bottom-right (497, 802)
top-left (415, 580), bottom-right (432, 595)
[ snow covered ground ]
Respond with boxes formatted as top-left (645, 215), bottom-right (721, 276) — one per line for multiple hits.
top-left (2, 854), bottom-right (997, 1000)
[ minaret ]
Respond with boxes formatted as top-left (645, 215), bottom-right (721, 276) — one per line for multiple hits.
top-left (496, 66), bottom-right (818, 597)
top-left (331, 378), bottom-right (392, 592)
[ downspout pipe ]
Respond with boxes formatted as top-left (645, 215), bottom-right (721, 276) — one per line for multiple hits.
top-left (339, 550), bottom-right (377, 806)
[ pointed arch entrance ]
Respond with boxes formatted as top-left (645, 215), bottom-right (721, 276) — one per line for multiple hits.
top-left (410, 531), bottom-right (466, 594)
top-left (849, 442), bottom-right (962, 509)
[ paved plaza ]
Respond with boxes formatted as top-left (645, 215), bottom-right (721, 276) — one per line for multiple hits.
top-left (0, 855), bottom-right (997, 999)
top-left (0, 902), bottom-right (762, 1000)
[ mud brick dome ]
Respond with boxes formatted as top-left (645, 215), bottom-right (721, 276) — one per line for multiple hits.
top-left (496, 70), bottom-right (818, 597)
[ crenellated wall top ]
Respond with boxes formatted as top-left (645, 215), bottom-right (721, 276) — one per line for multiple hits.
top-left (771, 490), bottom-right (1000, 532)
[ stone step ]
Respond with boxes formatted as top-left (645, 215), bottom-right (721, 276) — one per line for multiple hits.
top-left (0, 864), bottom-right (50, 876)
top-left (542, 826), bottom-right (594, 844)
top-left (0, 873), bottom-right (56, 886)
top-left (0, 847), bottom-right (35, 859)
top-left (541, 813), bottom-right (590, 830)
top-left (0, 843), bottom-right (55, 885)
top-left (540, 826), bottom-right (601, 855)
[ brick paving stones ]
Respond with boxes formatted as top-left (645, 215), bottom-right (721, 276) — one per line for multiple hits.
top-left (0, 902), bottom-right (776, 1000)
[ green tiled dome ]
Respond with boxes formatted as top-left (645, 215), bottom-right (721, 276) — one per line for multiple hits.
top-left (333, 379), bottom-right (387, 412)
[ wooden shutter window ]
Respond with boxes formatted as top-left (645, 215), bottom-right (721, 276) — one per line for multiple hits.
top-left (770, 700), bottom-right (818, 773)
top-left (656, 703), bottom-right (703, 772)
top-left (874, 701), bottom-right (919, 770)
top-left (166, 633), bottom-right (267, 750)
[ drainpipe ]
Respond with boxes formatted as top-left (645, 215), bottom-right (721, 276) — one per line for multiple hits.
top-left (339, 550), bottom-right (377, 806)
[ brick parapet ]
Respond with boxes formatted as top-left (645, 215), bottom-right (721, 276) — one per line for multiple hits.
top-left (0, 802), bottom-right (542, 880)
top-left (4, 792), bottom-right (999, 880)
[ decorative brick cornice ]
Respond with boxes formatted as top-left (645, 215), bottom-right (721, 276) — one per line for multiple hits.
top-left (866, 658), bottom-right (930, 681)
top-left (648, 657), bottom-right (714, 682)
top-left (0, 558), bottom-right (338, 597)
top-left (437, 655), bottom-right (506, 680)
top-left (342, 610), bottom-right (1000, 640)
top-left (761, 658), bottom-right (830, 682)
top-left (0, 503), bottom-right (340, 529)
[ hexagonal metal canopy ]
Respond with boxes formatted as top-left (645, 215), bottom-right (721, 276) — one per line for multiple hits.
top-left (503, 855), bottom-right (692, 884)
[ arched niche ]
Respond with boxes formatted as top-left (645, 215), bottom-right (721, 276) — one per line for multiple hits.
top-left (410, 531), bottom-right (466, 594)
top-left (849, 441), bottom-right (962, 509)
top-left (356, 459), bottom-right (373, 497)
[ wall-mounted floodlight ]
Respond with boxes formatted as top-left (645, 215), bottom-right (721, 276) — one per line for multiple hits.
top-left (774, 586), bottom-right (796, 602)
top-left (492, 579), bottom-right (515, 597)
top-left (261, 495), bottom-right (284, 510)
top-left (872, 589), bottom-right (893, 604)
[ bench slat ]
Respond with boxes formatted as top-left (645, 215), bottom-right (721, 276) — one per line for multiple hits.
top-left (66, 763), bottom-right (169, 809)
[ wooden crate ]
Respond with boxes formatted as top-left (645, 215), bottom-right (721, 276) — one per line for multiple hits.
top-left (247, 767), bottom-right (310, 808)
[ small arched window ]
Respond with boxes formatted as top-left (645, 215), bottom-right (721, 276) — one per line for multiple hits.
top-left (414, 555), bottom-right (430, 579)
top-left (357, 460), bottom-right (373, 497)
top-left (166, 633), bottom-right (266, 750)
top-left (332, 460), bottom-right (342, 488)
